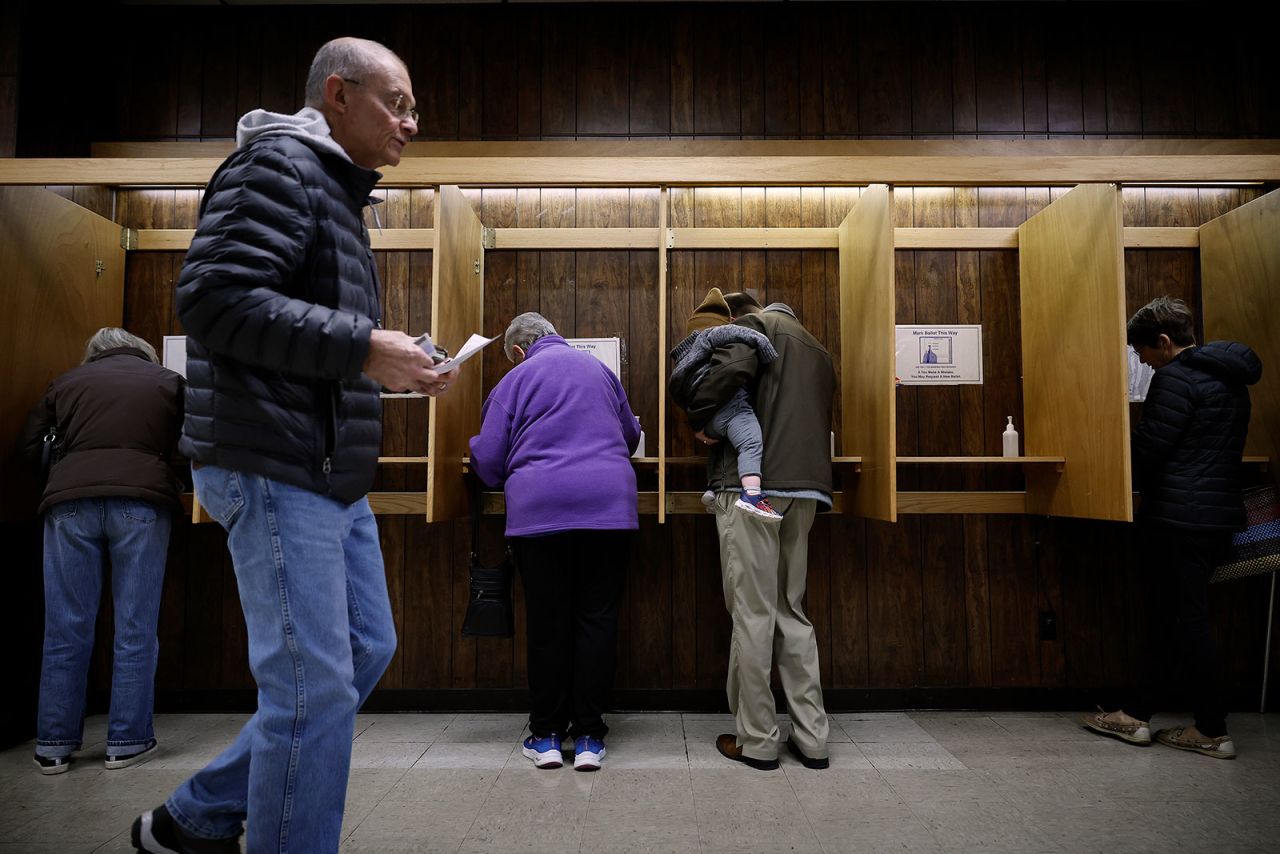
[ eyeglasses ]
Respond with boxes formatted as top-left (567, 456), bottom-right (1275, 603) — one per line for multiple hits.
top-left (342, 78), bottom-right (419, 124)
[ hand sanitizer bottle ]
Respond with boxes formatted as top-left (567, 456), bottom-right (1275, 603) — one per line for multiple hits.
top-left (1002, 416), bottom-right (1019, 458)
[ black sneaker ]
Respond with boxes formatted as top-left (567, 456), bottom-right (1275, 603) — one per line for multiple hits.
top-left (107, 738), bottom-right (158, 769)
top-left (131, 804), bottom-right (241, 853)
top-left (33, 754), bottom-right (70, 775)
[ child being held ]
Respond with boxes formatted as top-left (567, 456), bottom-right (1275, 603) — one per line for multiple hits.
top-left (669, 288), bottom-right (781, 521)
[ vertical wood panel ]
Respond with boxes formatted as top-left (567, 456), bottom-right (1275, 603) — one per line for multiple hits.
top-left (482, 17), bottom-right (518, 139)
top-left (427, 186), bottom-right (486, 523)
top-left (1200, 189), bottom-right (1280, 478)
top-left (576, 9), bottom-right (629, 136)
top-left (838, 185), bottom-right (896, 521)
top-left (629, 15), bottom-right (671, 137)
top-left (1019, 184), bottom-right (1132, 521)
top-left (693, 9), bottom-right (741, 136)
top-left (763, 7), bottom-right (799, 137)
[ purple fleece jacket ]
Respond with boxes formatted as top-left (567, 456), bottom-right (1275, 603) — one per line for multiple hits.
top-left (469, 335), bottom-right (641, 536)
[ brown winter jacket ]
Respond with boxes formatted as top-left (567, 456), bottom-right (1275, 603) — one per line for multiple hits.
top-left (21, 348), bottom-right (186, 514)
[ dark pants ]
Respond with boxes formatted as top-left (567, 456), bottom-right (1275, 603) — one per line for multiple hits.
top-left (512, 529), bottom-right (630, 739)
top-left (1129, 524), bottom-right (1231, 738)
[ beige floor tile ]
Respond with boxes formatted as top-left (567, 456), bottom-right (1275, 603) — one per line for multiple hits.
top-left (858, 742), bottom-right (966, 770)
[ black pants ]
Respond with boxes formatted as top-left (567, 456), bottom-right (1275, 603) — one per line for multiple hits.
top-left (1128, 524), bottom-right (1230, 737)
top-left (512, 529), bottom-right (629, 740)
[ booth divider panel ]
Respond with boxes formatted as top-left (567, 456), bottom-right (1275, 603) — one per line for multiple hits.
top-left (427, 185), bottom-right (486, 522)
top-left (1018, 183), bottom-right (1131, 521)
top-left (0, 187), bottom-right (125, 520)
top-left (838, 184), bottom-right (896, 521)
top-left (1200, 188), bottom-right (1280, 482)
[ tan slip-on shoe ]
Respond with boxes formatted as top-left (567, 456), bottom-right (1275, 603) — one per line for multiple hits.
top-left (1155, 726), bottom-right (1236, 759)
top-left (1080, 708), bottom-right (1152, 745)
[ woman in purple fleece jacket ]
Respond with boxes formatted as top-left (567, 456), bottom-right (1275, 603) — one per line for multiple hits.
top-left (469, 312), bottom-right (640, 772)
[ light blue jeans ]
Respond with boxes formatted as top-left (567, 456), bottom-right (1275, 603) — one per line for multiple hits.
top-left (37, 497), bottom-right (171, 759)
top-left (167, 465), bottom-right (395, 852)
top-left (706, 387), bottom-right (764, 479)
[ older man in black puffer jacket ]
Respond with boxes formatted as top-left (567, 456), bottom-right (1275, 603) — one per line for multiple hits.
top-left (132, 37), bottom-right (456, 854)
top-left (1083, 297), bottom-right (1261, 761)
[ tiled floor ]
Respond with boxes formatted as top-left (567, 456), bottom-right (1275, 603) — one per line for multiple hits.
top-left (2, 710), bottom-right (1279, 852)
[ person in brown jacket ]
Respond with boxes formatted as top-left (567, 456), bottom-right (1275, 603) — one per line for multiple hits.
top-left (20, 328), bottom-right (185, 775)
top-left (685, 293), bottom-right (835, 771)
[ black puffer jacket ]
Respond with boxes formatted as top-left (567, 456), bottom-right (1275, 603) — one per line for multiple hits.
top-left (1133, 341), bottom-right (1262, 531)
top-left (177, 133), bottom-right (384, 504)
top-left (21, 348), bottom-right (185, 514)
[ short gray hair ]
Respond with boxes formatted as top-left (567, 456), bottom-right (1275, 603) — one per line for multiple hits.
top-left (83, 327), bottom-right (158, 365)
top-left (304, 37), bottom-right (406, 110)
top-left (504, 312), bottom-right (556, 363)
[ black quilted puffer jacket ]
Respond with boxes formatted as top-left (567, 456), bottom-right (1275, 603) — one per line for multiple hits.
top-left (177, 133), bottom-right (384, 504)
top-left (1132, 341), bottom-right (1262, 531)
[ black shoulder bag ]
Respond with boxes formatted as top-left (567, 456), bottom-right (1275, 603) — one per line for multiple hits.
top-left (460, 480), bottom-right (515, 638)
top-left (39, 426), bottom-right (63, 480)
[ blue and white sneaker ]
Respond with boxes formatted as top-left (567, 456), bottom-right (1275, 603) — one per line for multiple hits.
top-left (573, 735), bottom-right (606, 771)
top-left (522, 733), bottom-right (563, 769)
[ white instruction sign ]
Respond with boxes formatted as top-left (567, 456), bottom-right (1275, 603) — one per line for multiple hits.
top-left (894, 325), bottom-right (983, 385)
top-left (567, 337), bottom-right (622, 380)
top-left (163, 335), bottom-right (187, 378)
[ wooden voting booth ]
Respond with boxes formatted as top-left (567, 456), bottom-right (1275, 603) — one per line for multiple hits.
top-left (0, 187), bottom-right (126, 522)
top-left (1, 142), bottom-right (1277, 529)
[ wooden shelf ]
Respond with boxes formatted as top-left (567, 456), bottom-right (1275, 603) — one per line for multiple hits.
top-left (185, 486), bottom-right (1029, 520)
top-left (897, 455), bottom-right (1065, 472)
top-left (378, 456), bottom-right (429, 464)
top-left (897, 456), bottom-right (1063, 464)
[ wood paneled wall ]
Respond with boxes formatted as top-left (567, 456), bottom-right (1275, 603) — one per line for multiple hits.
top-left (12, 2), bottom-right (1280, 157)
top-left (86, 183), bottom-right (1275, 709)
top-left (8, 1), bottom-right (1276, 713)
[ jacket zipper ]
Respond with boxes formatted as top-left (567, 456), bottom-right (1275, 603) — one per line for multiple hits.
top-left (323, 383), bottom-right (337, 480)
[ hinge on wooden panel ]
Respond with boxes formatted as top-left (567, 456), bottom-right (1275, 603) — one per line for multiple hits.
top-left (120, 227), bottom-right (138, 251)
top-left (94, 260), bottom-right (105, 277)
top-left (473, 259), bottom-right (481, 275)
top-left (481, 227), bottom-right (496, 250)
top-left (666, 228), bottom-right (675, 249)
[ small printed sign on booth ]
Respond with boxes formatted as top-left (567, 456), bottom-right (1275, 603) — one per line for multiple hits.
top-left (894, 325), bottom-right (983, 385)
top-left (567, 337), bottom-right (622, 380)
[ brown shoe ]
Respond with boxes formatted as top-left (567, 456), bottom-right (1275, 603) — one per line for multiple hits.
top-left (715, 734), bottom-right (779, 770)
top-left (1080, 708), bottom-right (1151, 745)
top-left (785, 738), bottom-right (829, 770)
top-left (1155, 726), bottom-right (1236, 759)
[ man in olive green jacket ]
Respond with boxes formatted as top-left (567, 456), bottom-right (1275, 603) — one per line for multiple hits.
top-left (685, 294), bottom-right (835, 771)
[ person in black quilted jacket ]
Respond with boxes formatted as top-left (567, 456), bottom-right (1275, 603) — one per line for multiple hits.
top-left (1084, 296), bottom-right (1262, 760)
top-left (131, 37), bottom-right (456, 854)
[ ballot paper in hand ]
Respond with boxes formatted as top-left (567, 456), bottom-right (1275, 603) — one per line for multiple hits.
top-left (434, 333), bottom-right (498, 372)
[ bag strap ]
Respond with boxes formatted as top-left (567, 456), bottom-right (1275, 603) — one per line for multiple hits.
top-left (470, 474), bottom-right (483, 563)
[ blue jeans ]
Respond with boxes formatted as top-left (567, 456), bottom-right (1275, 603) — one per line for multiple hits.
top-left (37, 497), bottom-right (171, 759)
top-left (167, 465), bottom-right (395, 852)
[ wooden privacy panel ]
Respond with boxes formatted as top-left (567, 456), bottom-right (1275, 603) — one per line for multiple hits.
top-left (427, 185), bottom-right (485, 523)
top-left (82, 185), bottom-right (1276, 711)
top-left (0, 187), bottom-right (124, 521)
top-left (838, 184), bottom-right (896, 521)
top-left (1200, 189), bottom-right (1280, 481)
top-left (1018, 183), bottom-right (1131, 521)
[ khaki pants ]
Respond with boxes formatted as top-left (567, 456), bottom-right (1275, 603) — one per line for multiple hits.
top-left (714, 492), bottom-right (829, 761)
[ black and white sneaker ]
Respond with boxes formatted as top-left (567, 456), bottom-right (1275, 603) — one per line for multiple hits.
top-left (131, 804), bottom-right (241, 853)
top-left (33, 754), bottom-right (70, 775)
top-left (107, 738), bottom-right (158, 769)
